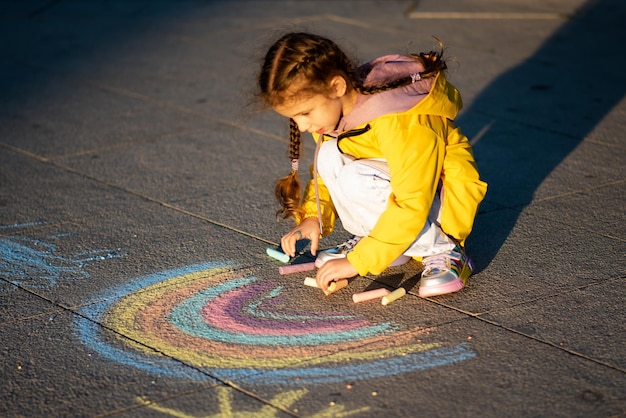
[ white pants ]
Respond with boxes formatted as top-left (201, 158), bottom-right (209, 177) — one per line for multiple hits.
top-left (316, 138), bottom-right (455, 257)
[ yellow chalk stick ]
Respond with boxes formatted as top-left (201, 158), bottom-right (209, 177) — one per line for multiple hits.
top-left (323, 279), bottom-right (348, 295)
top-left (303, 277), bottom-right (319, 288)
top-left (352, 287), bottom-right (391, 303)
top-left (381, 287), bottom-right (406, 305)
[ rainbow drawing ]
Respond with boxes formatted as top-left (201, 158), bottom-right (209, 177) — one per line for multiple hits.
top-left (76, 262), bottom-right (474, 385)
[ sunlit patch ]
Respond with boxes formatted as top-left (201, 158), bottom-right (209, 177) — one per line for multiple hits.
top-left (76, 262), bottom-right (474, 385)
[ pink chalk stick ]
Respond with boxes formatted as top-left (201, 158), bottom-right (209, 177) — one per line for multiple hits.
top-left (278, 262), bottom-right (316, 275)
top-left (352, 288), bottom-right (391, 303)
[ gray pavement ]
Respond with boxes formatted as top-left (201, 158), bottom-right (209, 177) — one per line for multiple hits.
top-left (1, 0), bottom-right (624, 417)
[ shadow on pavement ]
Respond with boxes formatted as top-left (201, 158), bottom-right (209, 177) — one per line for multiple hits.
top-left (458, 0), bottom-right (625, 269)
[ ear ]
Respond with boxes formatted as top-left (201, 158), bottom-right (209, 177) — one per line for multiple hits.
top-left (329, 75), bottom-right (348, 98)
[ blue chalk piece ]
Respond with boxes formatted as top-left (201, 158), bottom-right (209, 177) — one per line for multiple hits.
top-left (266, 247), bottom-right (290, 263)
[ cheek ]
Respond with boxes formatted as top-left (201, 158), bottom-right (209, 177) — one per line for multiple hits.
top-left (321, 103), bottom-right (341, 124)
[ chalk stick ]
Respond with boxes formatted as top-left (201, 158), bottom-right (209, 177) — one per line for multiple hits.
top-left (323, 279), bottom-right (348, 295)
top-left (303, 277), bottom-right (319, 288)
top-left (279, 262), bottom-right (316, 275)
top-left (266, 247), bottom-right (290, 263)
top-left (381, 287), bottom-right (406, 305)
top-left (304, 277), bottom-right (348, 295)
top-left (352, 288), bottom-right (391, 303)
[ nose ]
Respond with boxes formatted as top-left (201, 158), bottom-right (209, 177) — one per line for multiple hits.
top-left (293, 118), bottom-right (309, 132)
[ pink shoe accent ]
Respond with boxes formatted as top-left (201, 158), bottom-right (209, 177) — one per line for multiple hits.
top-left (418, 278), bottom-right (464, 298)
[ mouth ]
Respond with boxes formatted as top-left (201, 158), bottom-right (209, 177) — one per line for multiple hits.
top-left (315, 128), bottom-right (325, 134)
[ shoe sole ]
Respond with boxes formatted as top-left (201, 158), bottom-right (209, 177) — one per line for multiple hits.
top-left (418, 260), bottom-right (473, 298)
top-left (418, 278), bottom-right (464, 297)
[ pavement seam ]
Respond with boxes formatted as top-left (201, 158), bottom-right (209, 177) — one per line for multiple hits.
top-left (531, 178), bottom-right (625, 205)
top-left (45, 127), bottom-right (218, 161)
top-left (421, 277), bottom-right (626, 374)
top-left (0, 141), bottom-right (278, 247)
top-left (90, 82), bottom-right (286, 143)
top-left (303, 273), bottom-right (626, 379)
top-left (3, 274), bottom-right (300, 417)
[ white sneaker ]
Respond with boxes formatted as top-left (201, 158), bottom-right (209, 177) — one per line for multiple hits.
top-left (315, 236), bottom-right (410, 268)
top-left (314, 236), bottom-right (362, 268)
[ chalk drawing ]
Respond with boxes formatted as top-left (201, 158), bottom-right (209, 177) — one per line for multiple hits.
top-left (0, 221), bottom-right (45, 230)
top-left (76, 262), bottom-right (475, 386)
top-left (0, 235), bottom-right (125, 291)
top-left (135, 387), bottom-right (369, 417)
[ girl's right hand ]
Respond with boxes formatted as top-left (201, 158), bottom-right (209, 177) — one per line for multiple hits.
top-left (280, 217), bottom-right (321, 258)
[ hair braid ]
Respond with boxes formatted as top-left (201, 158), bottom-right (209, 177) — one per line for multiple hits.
top-left (287, 118), bottom-right (301, 161)
top-left (274, 119), bottom-right (303, 220)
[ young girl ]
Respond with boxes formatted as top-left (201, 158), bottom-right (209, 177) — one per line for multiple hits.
top-left (257, 32), bottom-right (487, 297)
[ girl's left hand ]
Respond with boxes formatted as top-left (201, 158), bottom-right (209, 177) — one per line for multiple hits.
top-left (316, 258), bottom-right (358, 291)
top-left (280, 217), bottom-right (321, 258)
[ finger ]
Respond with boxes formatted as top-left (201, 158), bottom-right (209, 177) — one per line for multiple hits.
top-left (309, 232), bottom-right (320, 256)
top-left (287, 230), bottom-right (303, 257)
top-left (280, 234), bottom-right (296, 257)
top-left (315, 265), bottom-right (333, 290)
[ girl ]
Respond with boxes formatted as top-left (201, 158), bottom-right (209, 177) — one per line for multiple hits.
top-left (257, 32), bottom-right (487, 297)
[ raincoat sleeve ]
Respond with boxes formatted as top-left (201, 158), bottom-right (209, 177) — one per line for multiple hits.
top-left (347, 115), bottom-right (445, 275)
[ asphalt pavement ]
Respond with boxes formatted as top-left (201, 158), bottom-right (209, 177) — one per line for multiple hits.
top-left (1, 0), bottom-right (624, 417)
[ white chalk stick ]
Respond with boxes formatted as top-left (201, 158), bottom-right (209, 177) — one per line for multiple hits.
top-left (304, 277), bottom-right (348, 295)
top-left (323, 279), bottom-right (348, 295)
top-left (266, 247), bottom-right (290, 263)
top-left (352, 288), bottom-right (391, 303)
top-left (279, 262), bottom-right (316, 275)
top-left (303, 277), bottom-right (319, 288)
top-left (381, 287), bottom-right (406, 305)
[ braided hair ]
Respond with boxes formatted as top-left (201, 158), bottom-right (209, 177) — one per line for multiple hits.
top-left (258, 32), bottom-right (446, 221)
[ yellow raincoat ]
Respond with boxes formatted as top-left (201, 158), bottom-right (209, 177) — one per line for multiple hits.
top-left (298, 68), bottom-right (487, 276)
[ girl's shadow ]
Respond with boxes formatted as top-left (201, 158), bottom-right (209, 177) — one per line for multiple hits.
top-left (458, 0), bottom-right (625, 270)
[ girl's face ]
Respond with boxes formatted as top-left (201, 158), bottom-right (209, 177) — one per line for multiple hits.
top-left (273, 76), bottom-right (354, 135)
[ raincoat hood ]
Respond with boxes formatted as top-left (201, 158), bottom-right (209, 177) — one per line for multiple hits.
top-left (332, 54), bottom-right (462, 134)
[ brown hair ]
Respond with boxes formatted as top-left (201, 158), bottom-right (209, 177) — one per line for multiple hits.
top-left (258, 32), bottom-right (446, 221)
